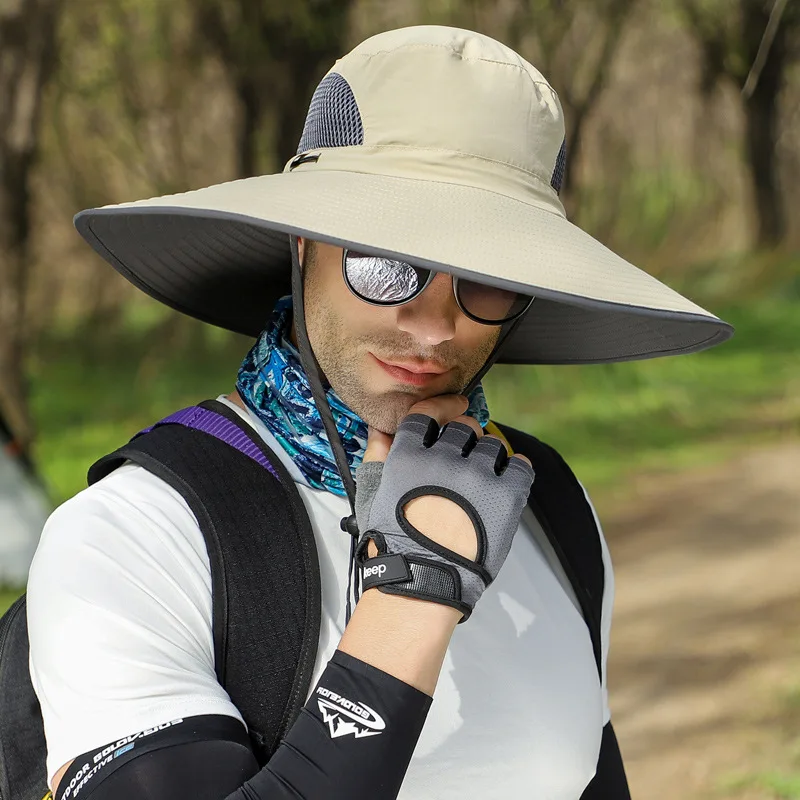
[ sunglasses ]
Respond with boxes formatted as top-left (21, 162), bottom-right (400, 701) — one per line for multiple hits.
top-left (342, 250), bottom-right (534, 325)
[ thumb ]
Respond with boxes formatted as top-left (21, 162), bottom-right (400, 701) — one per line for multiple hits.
top-left (363, 426), bottom-right (393, 463)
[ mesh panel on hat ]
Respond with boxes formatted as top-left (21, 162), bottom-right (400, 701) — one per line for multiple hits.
top-left (297, 72), bottom-right (364, 153)
top-left (551, 139), bottom-right (567, 194)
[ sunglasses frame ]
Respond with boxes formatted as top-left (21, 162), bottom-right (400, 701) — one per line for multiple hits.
top-left (341, 249), bottom-right (534, 326)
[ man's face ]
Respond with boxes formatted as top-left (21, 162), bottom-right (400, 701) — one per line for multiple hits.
top-left (299, 239), bottom-right (501, 434)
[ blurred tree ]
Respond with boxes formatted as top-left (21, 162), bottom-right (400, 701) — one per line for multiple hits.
top-left (35, 0), bottom-right (240, 332)
top-left (504, 0), bottom-right (638, 204)
top-left (680, 0), bottom-right (799, 247)
top-left (0, 0), bottom-right (63, 455)
top-left (192, 0), bottom-right (357, 177)
top-left (49, 0), bottom-right (217, 205)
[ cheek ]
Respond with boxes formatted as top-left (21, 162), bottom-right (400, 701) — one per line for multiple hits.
top-left (457, 321), bottom-right (500, 359)
top-left (305, 269), bottom-right (382, 361)
top-left (333, 278), bottom-right (407, 340)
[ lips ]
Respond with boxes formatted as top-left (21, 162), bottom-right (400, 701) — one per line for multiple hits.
top-left (379, 358), bottom-right (448, 374)
top-left (371, 354), bottom-right (450, 386)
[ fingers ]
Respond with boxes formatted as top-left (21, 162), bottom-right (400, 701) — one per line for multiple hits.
top-left (366, 395), bottom-right (471, 463)
top-left (448, 414), bottom-right (482, 437)
top-left (511, 453), bottom-right (532, 467)
top-left (503, 453), bottom-right (535, 490)
top-left (363, 427), bottom-right (393, 463)
top-left (471, 435), bottom-right (532, 475)
top-left (471, 434), bottom-right (507, 471)
top-left (405, 394), bottom-right (482, 441)
top-left (437, 421), bottom-right (478, 457)
top-left (436, 414), bottom-right (487, 455)
top-left (473, 433), bottom-right (531, 467)
top-left (407, 394), bottom-right (469, 427)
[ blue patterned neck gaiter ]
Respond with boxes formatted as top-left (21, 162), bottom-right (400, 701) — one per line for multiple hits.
top-left (236, 296), bottom-right (490, 496)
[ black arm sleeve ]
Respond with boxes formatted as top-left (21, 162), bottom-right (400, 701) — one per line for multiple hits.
top-left (57, 650), bottom-right (431, 800)
top-left (579, 722), bottom-right (632, 800)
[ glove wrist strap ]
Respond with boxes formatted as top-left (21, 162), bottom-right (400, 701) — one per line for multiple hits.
top-left (360, 554), bottom-right (412, 590)
top-left (359, 554), bottom-right (472, 622)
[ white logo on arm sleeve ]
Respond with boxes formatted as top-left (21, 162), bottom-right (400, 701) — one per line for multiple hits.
top-left (316, 686), bottom-right (386, 739)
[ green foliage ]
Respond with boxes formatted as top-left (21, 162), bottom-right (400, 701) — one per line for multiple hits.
top-left (720, 770), bottom-right (800, 799)
top-left (30, 314), bottom-right (250, 504)
top-left (576, 163), bottom-right (721, 258)
top-left (784, 684), bottom-right (800, 710)
top-left (0, 587), bottom-right (23, 618)
top-left (675, 0), bottom-right (800, 87)
top-left (48, 0), bottom-right (222, 209)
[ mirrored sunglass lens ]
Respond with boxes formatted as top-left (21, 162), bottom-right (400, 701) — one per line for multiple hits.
top-left (345, 253), bottom-right (423, 303)
top-left (457, 280), bottom-right (531, 322)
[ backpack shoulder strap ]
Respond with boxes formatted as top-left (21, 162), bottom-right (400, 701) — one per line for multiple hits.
top-left (0, 593), bottom-right (49, 800)
top-left (87, 400), bottom-right (320, 764)
top-left (491, 421), bottom-right (604, 680)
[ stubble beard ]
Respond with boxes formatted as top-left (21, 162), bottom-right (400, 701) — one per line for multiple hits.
top-left (303, 285), bottom-right (498, 435)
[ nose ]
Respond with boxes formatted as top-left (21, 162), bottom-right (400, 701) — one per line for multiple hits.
top-left (394, 272), bottom-right (458, 346)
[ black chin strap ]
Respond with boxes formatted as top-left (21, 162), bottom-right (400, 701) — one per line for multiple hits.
top-left (462, 299), bottom-right (533, 396)
top-left (289, 236), bottom-right (361, 622)
top-left (289, 237), bottom-right (358, 506)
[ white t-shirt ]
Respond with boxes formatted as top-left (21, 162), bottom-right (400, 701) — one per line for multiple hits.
top-left (27, 397), bottom-right (614, 799)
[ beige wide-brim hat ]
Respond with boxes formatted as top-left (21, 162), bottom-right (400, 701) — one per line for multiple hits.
top-left (74, 25), bottom-right (732, 364)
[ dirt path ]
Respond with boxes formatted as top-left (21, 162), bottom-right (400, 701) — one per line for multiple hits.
top-left (602, 442), bottom-right (800, 799)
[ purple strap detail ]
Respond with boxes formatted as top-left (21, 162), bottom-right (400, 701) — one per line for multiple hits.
top-left (141, 406), bottom-right (281, 482)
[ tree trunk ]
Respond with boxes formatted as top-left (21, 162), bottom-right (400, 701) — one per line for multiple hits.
top-left (194, 1), bottom-right (355, 178)
top-left (0, 0), bottom-right (61, 456)
top-left (741, 0), bottom-right (787, 247)
top-left (236, 76), bottom-right (261, 178)
top-left (561, 5), bottom-right (629, 202)
top-left (274, 59), bottom-right (326, 168)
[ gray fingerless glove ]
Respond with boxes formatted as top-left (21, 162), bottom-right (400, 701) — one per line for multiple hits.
top-left (353, 413), bottom-right (534, 621)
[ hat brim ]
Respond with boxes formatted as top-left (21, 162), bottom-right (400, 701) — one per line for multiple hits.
top-left (74, 170), bottom-right (732, 364)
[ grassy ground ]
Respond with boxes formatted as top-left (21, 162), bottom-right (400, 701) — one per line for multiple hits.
top-left (722, 773), bottom-right (800, 799)
top-left (29, 317), bottom-right (252, 505)
top-left (716, 681), bottom-right (800, 798)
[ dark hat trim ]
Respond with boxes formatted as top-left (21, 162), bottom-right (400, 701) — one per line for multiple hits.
top-left (75, 205), bottom-right (733, 365)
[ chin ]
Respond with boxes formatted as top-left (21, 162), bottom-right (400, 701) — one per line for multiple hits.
top-left (348, 391), bottom-right (418, 434)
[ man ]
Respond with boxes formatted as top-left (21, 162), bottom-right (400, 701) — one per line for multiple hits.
top-left (26, 25), bottom-right (731, 800)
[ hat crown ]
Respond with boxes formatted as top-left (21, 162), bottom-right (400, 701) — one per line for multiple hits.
top-left (297, 26), bottom-right (567, 197)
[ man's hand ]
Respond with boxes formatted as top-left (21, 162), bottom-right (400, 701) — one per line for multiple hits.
top-left (354, 396), bottom-right (534, 621)
top-left (362, 394), bottom-right (487, 559)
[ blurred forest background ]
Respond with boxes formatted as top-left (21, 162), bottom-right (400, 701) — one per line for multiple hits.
top-left (1, 0), bottom-right (799, 797)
